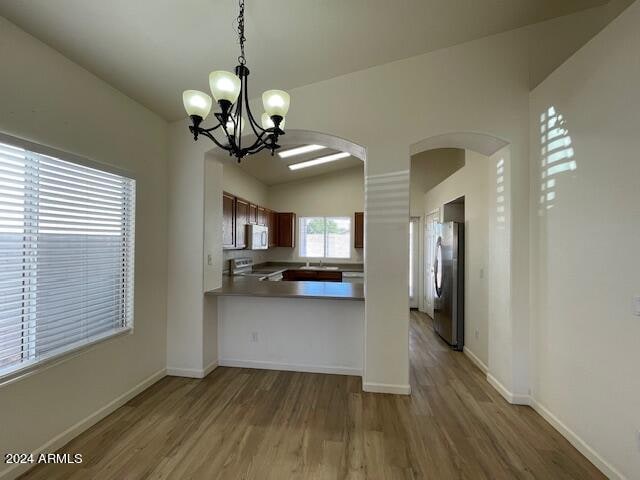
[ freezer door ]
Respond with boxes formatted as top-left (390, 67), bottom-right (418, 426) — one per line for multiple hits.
top-left (433, 222), bottom-right (454, 344)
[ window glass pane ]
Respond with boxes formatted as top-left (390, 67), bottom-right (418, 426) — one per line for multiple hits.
top-left (300, 217), bottom-right (325, 257)
top-left (0, 139), bottom-right (135, 379)
top-left (326, 217), bottom-right (350, 259)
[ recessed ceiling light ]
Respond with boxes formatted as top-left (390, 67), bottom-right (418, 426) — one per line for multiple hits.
top-left (278, 144), bottom-right (326, 158)
top-left (288, 152), bottom-right (351, 170)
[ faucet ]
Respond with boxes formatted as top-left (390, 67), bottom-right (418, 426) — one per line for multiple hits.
top-left (319, 259), bottom-right (323, 267)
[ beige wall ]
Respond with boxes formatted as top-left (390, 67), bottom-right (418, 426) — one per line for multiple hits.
top-left (424, 151), bottom-right (490, 367)
top-left (529, 2), bottom-right (640, 478)
top-left (0, 16), bottom-right (168, 480)
top-left (267, 165), bottom-right (364, 264)
top-left (410, 148), bottom-right (465, 216)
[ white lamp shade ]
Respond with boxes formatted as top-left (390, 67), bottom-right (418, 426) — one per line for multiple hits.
top-left (261, 113), bottom-right (286, 130)
top-left (182, 90), bottom-right (212, 119)
top-left (209, 71), bottom-right (241, 104)
top-left (262, 90), bottom-right (290, 117)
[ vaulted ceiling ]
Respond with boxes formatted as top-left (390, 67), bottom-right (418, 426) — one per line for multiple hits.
top-left (0, 0), bottom-right (610, 121)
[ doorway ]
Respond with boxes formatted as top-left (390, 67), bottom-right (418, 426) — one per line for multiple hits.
top-left (409, 217), bottom-right (420, 308)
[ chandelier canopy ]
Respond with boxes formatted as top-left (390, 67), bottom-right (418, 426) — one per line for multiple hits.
top-left (181, 0), bottom-right (290, 162)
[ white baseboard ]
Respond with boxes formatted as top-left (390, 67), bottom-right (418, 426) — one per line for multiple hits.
top-left (486, 373), bottom-right (531, 405)
top-left (166, 360), bottom-right (218, 379)
top-left (530, 399), bottom-right (627, 480)
top-left (463, 347), bottom-right (488, 374)
top-left (363, 382), bottom-right (411, 395)
top-left (218, 358), bottom-right (361, 376)
top-left (0, 368), bottom-right (166, 480)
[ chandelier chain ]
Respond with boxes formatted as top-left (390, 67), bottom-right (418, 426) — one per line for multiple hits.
top-left (237, 0), bottom-right (246, 65)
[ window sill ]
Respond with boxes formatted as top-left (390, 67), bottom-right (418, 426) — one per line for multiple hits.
top-left (0, 327), bottom-right (133, 388)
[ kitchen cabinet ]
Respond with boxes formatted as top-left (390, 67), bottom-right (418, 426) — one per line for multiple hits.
top-left (257, 207), bottom-right (267, 226)
top-left (267, 210), bottom-right (278, 247)
top-left (235, 198), bottom-right (249, 249)
top-left (222, 192), bottom-right (235, 249)
top-left (354, 212), bottom-right (364, 249)
top-left (222, 192), bottom-right (295, 249)
top-left (249, 203), bottom-right (258, 224)
top-left (277, 212), bottom-right (296, 248)
top-left (282, 270), bottom-right (342, 282)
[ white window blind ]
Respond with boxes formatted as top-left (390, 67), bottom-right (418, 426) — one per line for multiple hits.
top-left (0, 140), bottom-right (135, 380)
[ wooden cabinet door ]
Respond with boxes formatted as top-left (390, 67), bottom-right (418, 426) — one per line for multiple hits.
top-left (317, 271), bottom-right (342, 282)
top-left (222, 192), bottom-right (235, 249)
top-left (354, 212), bottom-right (364, 249)
top-left (277, 212), bottom-right (296, 248)
top-left (257, 207), bottom-right (267, 226)
top-left (235, 198), bottom-right (249, 249)
top-left (248, 203), bottom-right (258, 224)
top-left (267, 210), bottom-right (278, 247)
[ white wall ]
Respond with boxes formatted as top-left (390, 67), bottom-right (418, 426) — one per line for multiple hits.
top-left (0, 16), bottom-right (168, 479)
top-left (529, 2), bottom-right (640, 478)
top-left (267, 165), bottom-right (364, 264)
top-left (424, 151), bottom-right (490, 368)
top-left (218, 296), bottom-right (364, 375)
top-left (410, 148), bottom-right (465, 216)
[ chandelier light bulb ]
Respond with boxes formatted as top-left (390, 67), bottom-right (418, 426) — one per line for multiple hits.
top-left (226, 116), bottom-right (245, 135)
top-left (209, 71), bottom-right (241, 104)
top-left (262, 90), bottom-right (290, 117)
top-left (182, 90), bottom-right (212, 119)
top-left (261, 113), bottom-right (286, 130)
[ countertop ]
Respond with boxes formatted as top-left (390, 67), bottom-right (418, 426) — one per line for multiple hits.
top-left (206, 275), bottom-right (365, 301)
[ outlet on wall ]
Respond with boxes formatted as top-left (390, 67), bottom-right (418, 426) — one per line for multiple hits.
top-left (633, 295), bottom-right (640, 316)
top-left (207, 254), bottom-right (212, 266)
top-left (250, 332), bottom-right (258, 343)
top-left (474, 329), bottom-right (479, 340)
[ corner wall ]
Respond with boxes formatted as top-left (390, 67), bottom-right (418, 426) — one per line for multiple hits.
top-left (529, 1), bottom-right (640, 478)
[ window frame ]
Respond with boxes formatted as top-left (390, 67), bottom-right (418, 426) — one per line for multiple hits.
top-left (299, 215), bottom-right (352, 260)
top-left (0, 131), bottom-right (136, 387)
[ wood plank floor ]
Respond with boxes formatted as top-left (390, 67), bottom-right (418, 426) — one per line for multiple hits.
top-left (20, 311), bottom-right (604, 479)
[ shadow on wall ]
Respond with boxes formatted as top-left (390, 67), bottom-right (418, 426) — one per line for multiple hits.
top-left (539, 106), bottom-right (576, 212)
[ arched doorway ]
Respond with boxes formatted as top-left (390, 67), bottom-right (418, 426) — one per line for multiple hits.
top-left (409, 132), bottom-right (526, 404)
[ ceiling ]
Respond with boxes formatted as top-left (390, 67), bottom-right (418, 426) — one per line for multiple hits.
top-left (229, 145), bottom-right (363, 186)
top-left (0, 0), bottom-right (608, 121)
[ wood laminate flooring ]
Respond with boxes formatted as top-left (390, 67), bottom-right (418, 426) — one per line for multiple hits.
top-left (19, 311), bottom-right (604, 479)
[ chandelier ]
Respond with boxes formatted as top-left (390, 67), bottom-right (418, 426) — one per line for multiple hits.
top-left (181, 0), bottom-right (290, 162)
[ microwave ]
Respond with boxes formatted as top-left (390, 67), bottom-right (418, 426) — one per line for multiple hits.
top-left (246, 224), bottom-right (268, 250)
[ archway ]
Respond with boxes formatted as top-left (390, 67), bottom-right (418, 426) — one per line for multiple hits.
top-left (409, 131), bottom-right (526, 404)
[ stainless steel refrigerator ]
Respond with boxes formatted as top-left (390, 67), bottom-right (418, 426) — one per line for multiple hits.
top-left (433, 221), bottom-right (464, 350)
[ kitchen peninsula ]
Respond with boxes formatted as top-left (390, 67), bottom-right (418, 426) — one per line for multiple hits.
top-left (207, 260), bottom-right (365, 376)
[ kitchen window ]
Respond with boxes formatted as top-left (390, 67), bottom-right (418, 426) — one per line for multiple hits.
top-left (0, 137), bottom-right (135, 382)
top-left (299, 216), bottom-right (351, 259)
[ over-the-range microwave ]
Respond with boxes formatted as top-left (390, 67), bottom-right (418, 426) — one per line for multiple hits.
top-left (246, 224), bottom-right (268, 250)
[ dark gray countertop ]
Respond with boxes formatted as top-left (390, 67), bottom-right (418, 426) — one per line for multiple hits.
top-left (206, 275), bottom-right (365, 301)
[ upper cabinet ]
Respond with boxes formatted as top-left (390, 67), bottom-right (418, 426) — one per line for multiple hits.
top-left (277, 212), bottom-right (296, 248)
top-left (257, 206), bottom-right (267, 226)
top-left (354, 212), bottom-right (364, 249)
top-left (267, 210), bottom-right (278, 248)
top-left (222, 193), bottom-right (294, 250)
top-left (222, 192), bottom-right (235, 249)
top-left (248, 203), bottom-right (258, 224)
top-left (235, 198), bottom-right (249, 249)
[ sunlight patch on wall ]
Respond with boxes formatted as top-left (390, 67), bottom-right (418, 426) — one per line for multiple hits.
top-left (539, 106), bottom-right (576, 212)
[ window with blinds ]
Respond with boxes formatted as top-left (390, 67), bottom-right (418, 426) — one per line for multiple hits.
top-left (0, 139), bottom-right (135, 380)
